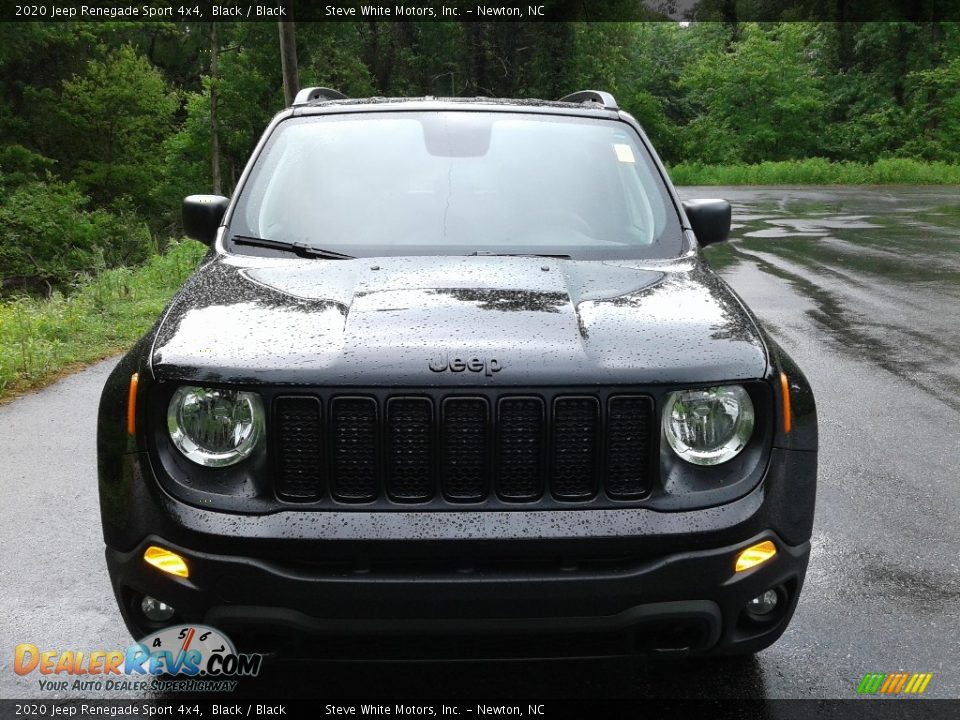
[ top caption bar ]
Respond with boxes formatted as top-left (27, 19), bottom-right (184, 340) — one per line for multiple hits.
top-left (4, 0), bottom-right (957, 23)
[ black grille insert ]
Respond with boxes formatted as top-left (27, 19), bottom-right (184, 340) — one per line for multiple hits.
top-left (331, 397), bottom-right (379, 502)
top-left (386, 397), bottom-right (435, 501)
top-left (552, 396), bottom-right (600, 499)
top-left (274, 396), bottom-right (323, 501)
top-left (441, 398), bottom-right (490, 502)
top-left (606, 395), bottom-right (655, 498)
top-left (496, 397), bottom-right (546, 501)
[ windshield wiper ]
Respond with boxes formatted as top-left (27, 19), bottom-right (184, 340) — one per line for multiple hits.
top-left (468, 251), bottom-right (572, 259)
top-left (232, 235), bottom-right (354, 260)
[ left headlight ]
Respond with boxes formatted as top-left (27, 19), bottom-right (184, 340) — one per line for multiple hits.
top-left (167, 386), bottom-right (264, 467)
top-left (663, 385), bottom-right (754, 466)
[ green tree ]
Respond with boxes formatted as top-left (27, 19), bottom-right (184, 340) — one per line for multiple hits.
top-left (680, 23), bottom-right (827, 163)
top-left (162, 23), bottom-right (283, 200)
top-left (58, 45), bottom-right (180, 223)
top-left (902, 57), bottom-right (960, 161)
top-left (568, 24), bottom-right (677, 157)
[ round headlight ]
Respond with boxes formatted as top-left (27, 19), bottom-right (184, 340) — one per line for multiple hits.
top-left (167, 386), bottom-right (264, 467)
top-left (663, 385), bottom-right (754, 466)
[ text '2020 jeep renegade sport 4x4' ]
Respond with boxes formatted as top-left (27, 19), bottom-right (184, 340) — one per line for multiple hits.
top-left (98, 88), bottom-right (817, 659)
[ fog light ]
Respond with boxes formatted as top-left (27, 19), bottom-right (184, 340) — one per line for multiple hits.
top-left (746, 589), bottom-right (779, 616)
top-left (140, 596), bottom-right (176, 623)
top-left (143, 545), bottom-right (189, 578)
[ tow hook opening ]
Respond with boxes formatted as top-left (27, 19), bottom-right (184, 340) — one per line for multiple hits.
top-left (636, 618), bottom-right (713, 654)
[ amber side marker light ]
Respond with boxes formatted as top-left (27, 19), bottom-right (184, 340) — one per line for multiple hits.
top-left (735, 540), bottom-right (778, 573)
top-left (779, 371), bottom-right (792, 434)
top-left (143, 546), bottom-right (190, 578)
top-left (127, 373), bottom-right (139, 436)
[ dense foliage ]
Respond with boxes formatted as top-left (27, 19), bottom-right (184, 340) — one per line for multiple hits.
top-left (1, 19), bottom-right (958, 294)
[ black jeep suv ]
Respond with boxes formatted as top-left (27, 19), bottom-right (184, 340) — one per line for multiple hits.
top-left (97, 88), bottom-right (817, 659)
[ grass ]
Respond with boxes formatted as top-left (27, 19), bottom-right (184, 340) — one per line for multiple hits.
top-left (0, 239), bottom-right (206, 402)
top-left (669, 157), bottom-right (960, 185)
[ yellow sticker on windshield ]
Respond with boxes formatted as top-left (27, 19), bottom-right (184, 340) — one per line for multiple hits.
top-left (614, 143), bottom-right (635, 163)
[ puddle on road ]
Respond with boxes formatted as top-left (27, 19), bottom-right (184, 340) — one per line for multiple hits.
top-left (681, 186), bottom-right (960, 411)
top-left (743, 216), bottom-right (881, 238)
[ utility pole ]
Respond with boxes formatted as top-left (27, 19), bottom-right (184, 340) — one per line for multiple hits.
top-left (278, 9), bottom-right (299, 106)
top-left (210, 22), bottom-right (221, 195)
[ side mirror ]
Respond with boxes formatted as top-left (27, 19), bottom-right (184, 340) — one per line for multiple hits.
top-left (182, 195), bottom-right (229, 246)
top-left (682, 199), bottom-right (732, 247)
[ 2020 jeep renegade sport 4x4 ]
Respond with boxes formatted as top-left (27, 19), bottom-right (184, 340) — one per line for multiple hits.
top-left (98, 88), bottom-right (817, 659)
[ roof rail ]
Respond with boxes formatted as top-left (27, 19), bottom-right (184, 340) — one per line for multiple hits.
top-left (292, 86), bottom-right (349, 106)
top-left (557, 90), bottom-right (619, 110)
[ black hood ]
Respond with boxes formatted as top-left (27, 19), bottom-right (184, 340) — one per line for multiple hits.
top-left (150, 254), bottom-right (768, 386)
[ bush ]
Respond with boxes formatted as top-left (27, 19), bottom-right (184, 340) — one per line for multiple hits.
top-left (0, 177), bottom-right (153, 293)
top-left (0, 178), bottom-right (101, 292)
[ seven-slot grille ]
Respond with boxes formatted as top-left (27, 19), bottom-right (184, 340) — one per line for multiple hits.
top-left (273, 392), bottom-right (654, 506)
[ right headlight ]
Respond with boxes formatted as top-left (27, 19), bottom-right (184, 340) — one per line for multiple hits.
top-left (167, 386), bottom-right (264, 467)
top-left (663, 385), bottom-right (754, 466)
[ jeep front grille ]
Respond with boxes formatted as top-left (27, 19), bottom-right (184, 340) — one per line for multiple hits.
top-left (272, 391), bottom-right (655, 508)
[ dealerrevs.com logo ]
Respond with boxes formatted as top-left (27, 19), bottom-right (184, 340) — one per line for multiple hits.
top-left (14, 625), bottom-right (262, 693)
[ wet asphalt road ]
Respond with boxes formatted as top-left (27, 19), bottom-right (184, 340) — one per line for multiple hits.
top-left (1, 186), bottom-right (958, 700)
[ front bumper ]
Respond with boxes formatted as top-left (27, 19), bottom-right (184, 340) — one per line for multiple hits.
top-left (102, 448), bottom-right (816, 659)
top-left (107, 531), bottom-right (809, 659)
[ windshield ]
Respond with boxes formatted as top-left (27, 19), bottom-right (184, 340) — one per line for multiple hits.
top-left (228, 111), bottom-right (683, 260)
